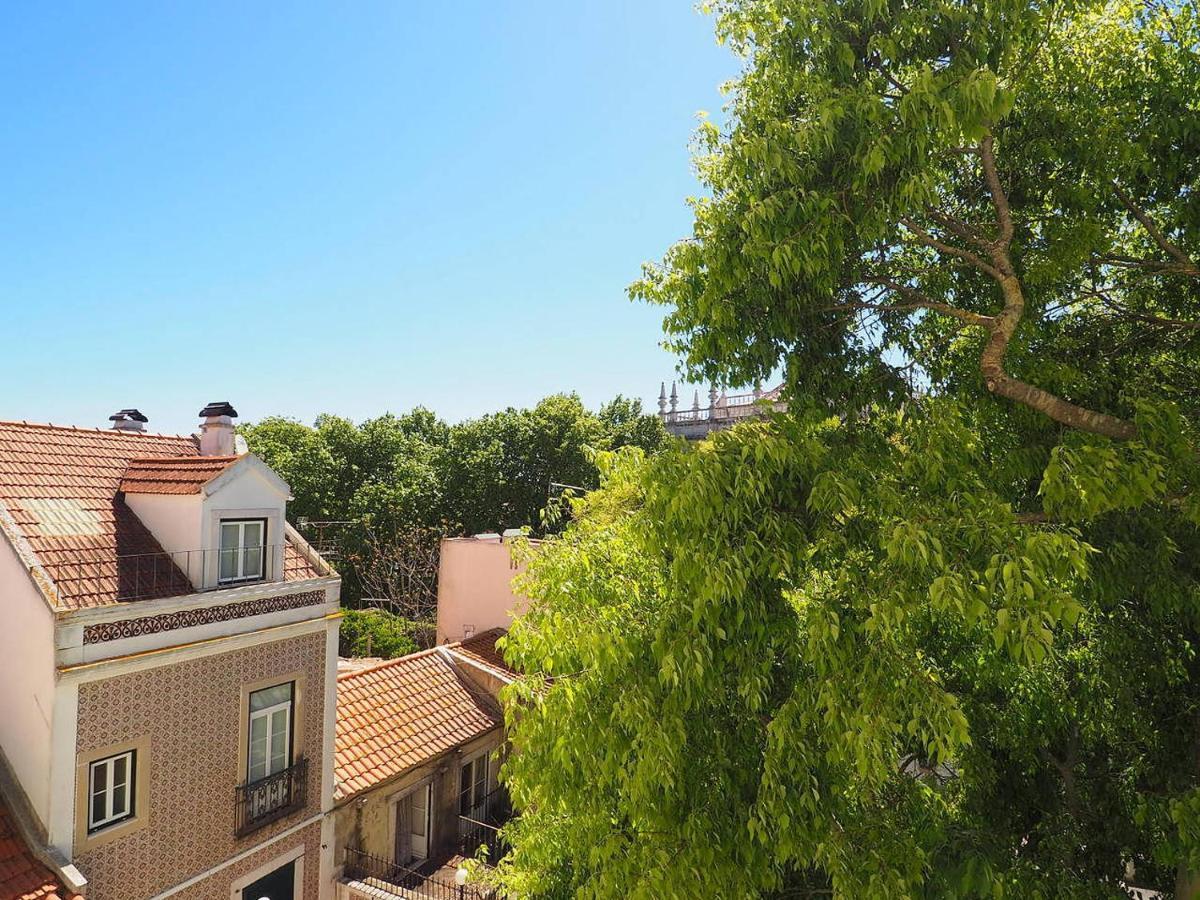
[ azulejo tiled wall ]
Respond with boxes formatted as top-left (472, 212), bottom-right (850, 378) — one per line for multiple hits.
top-left (82, 589), bottom-right (327, 644)
top-left (169, 820), bottom-right (322, 900)
top-left (74, 631), bottom-right (326, 900)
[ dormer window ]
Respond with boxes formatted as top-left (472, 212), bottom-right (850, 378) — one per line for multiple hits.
top-left (219, 518), bottom-right (266, 583)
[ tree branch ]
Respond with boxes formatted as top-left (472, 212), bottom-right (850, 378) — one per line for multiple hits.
top-left (973, 134), bottom-right (1137, 440)
top-left (899, 217), bottom-right (1004, 280)
top-left (1112, 183), bottom-right (1199, 276)
top-left (979, 134), bottom-right (1014, 256)
top-left (856, 277), bottom-right (995, 326)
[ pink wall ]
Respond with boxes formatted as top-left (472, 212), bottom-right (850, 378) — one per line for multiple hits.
top-left (435, 537), bottom-right (529, 644)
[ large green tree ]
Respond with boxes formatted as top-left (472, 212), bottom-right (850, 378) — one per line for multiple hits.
top-left (496, 1), bottom-right (1200, 897)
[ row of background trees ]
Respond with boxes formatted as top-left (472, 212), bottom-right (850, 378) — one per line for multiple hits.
top-left (239, 393), bottom-right (667, 654)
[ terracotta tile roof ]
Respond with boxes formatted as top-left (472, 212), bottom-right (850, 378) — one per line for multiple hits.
top-left (0, 421), bottom-right (325, 609)
top-left (118, 456), bottom-right (238, 494)
top-left (0, 798), bottom-right (78, 900)
top-left (448, 629), bottom-right (516, 680)
top-left (335, 648), bottom-right (502, 801)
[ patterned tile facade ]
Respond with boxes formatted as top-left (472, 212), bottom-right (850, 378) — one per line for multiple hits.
top-left (82, 589), bottom-right (327, 644)
top-left (73, 632), bottom-right (327, 899)
top-left (169, 820), bottom-right (322, 900)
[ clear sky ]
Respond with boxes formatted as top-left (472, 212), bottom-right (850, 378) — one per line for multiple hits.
top-left (0, 2), bottom-right (737, 435)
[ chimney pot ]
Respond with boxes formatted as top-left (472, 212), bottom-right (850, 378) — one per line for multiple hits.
top-left (109, 409), bottom-right (148, 432)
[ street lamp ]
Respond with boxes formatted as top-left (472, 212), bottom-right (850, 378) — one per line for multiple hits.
top-left (455, 865), bottom-right (470, 899)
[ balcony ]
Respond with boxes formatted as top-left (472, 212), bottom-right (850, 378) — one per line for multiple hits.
top-left (343, 849), bottom-right (498, 900)
top-left (235, 757), bottom-right (308, 837)
top-left (342, 789), bottom-right (512, 900)
top-left (457, 788), bottom-right (511, 862)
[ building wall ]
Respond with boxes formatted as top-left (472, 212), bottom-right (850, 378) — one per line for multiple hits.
top-left (72, 631), bottom-right (327, 900)
top-left (435, 539), bottom-right (527, 645)
top-left (0, 531), bottom-right (57, 829)
top-left (170, 819), bottom-right (322, 900)
top-left (122, 493), bottom-right (204, 586)
top-left (332, 730), bottom-right (501, 873)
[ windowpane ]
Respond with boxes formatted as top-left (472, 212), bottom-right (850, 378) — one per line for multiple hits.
top-left (249, 715), bottom-right (268, 781)
top-left (411, 787), bottom-right (428, 836)
top-left (242, 545), bottom-right (263, 578)
top-left (112, 785), bottom-right (127, 817)
top-left (243, 521), bottom-right (262, 547)
top-left (221, 522), bottom-right (240, 550)
top-left (250, 683), bottom-right (293, 712)
top-left (474, 756), bottom-right (487, 799)
top-left (112, 755), bottom-right (127, 788)
top-left (91, 788), bottom-right (107, 827)
top-left (459, 762), bottom-right (472, 815)
top-left (219, 547), bottom-right (238, 580)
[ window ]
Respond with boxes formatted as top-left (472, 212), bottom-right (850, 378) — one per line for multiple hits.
top-left (459, 752), bottom-right (490, 818)
top-left (248, 682), bottom-right (294, 783)
top-left (219, 518), bottom-right (266, 583)
top-left (88, 750), bottom-right (136, 833)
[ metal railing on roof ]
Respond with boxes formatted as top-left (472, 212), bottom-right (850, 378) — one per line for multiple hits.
top-left (55, 543), bottom-right (287, 603)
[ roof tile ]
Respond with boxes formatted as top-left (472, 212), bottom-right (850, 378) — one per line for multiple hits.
top-left (335, 649), bottom-right (501, 801)
top-left (0, 798), bottom-right (78, 900)
top-left (0, 421), bottom-right (322, 609)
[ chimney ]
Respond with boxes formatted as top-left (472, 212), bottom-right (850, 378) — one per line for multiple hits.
top-left (198, 401), bottom-right (239, 456)
top-left (109, 409), bottom-right (148, 432)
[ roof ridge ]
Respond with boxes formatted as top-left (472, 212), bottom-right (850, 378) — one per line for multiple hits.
top-left (336, 645), bottom-right (446, 682)
top-left (0, 419), bottom-right (196, 441)
top-left (126, 455), bottom-right (236, 464)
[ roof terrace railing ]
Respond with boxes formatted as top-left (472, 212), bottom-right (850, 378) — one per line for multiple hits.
top-left (343, 848), bottom-right (494, 900)
top-left (54, 543), bottom-right (287, 603)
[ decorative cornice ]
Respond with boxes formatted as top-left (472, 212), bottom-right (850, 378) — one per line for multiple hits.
top-left (82, 590), bottom-right (327, 644)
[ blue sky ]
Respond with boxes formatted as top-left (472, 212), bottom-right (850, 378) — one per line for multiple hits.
top-left (0, 2), bottom-right (737, 435)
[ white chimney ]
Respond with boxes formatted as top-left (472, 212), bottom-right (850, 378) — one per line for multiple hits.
top-left (198, 401), bottom-right (238, 456)
top-left (109, 408), bottom-right (148, 432)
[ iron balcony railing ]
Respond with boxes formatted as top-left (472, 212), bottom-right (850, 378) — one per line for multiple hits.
top-left (234, 757), bottom-right (307, 837)
top-left (342, 848), bottom-right (493, 900)
top-left (458, 787), bottom-right (512, 863)
top-left (55, 543), bottom-right (287, 603)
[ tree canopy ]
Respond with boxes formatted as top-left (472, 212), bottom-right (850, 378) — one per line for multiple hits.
top-left (240, 393), bottom-right (667, 607)
top-left (496, 1), bottom-right (1200, 897)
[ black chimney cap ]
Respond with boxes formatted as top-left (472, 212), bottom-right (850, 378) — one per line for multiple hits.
top-left (109, 408), bottom-right (148, 423)
top-left (198, 401), bottom-right (238, 418)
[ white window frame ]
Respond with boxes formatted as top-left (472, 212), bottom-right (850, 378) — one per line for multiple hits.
top-left (248, 683), bottom-right (293, 783)
top-left (459, 750), bottom-right (491, 818)
top-left (219, 518), bottom-right (267, 584)
top-left (88, 750), bottom-right (135, 833)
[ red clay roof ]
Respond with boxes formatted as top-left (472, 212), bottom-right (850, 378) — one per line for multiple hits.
top-left (119, 456), bottom-right (238, 494)
top-left (0, 798), bottom-right (78, 900)
top-left (448, 628), bottom-right (516, 680)
top-left (0, 421), bottom-right (323, 609)
top-left (335, 648), bottom-right (502, 801)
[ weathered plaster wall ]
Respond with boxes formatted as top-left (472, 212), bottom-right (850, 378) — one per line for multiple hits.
top-left (332, 730), bottom-right (501, 872)
top-left (435, 539), bottom-right (527, 645)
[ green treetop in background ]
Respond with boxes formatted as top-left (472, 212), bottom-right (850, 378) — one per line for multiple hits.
top-left (240, 393), bottom-right (667, 609)
top-left (496, 1), bottom-right (1200, 897)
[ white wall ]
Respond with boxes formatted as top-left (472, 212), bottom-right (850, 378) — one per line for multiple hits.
top-left (124, 493), bottom-right (205, 586)
top-left (0, 535), bottom-right (58, 828)
top-left (435, 538), bottom-right (528, 644)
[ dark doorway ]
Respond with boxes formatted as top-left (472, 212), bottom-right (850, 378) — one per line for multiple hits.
top-left (241, 860), bottom-right (295, 900)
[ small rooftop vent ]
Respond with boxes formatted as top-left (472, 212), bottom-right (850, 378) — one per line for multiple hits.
top-left (109, 409), bottom-right (148, 432)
